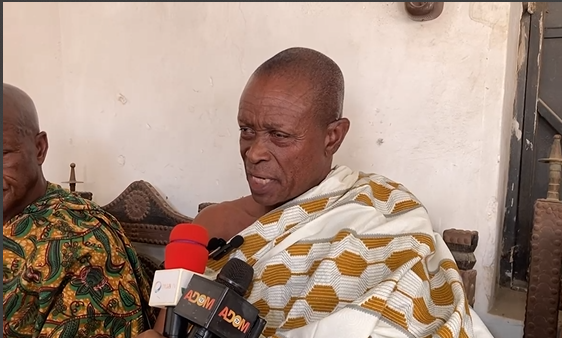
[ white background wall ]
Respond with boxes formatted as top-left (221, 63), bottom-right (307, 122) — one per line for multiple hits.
top-left (3, 2), bottom-right (522, 336)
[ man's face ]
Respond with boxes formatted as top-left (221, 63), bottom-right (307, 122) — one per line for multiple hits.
top-left (3, 113), bottom-right (47, 220)
top-left (238, 75), bottom-right (332, 208)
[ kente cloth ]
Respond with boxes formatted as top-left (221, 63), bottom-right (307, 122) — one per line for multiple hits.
top-left (207, 166), bottom-right (494, 338)
top-left (3, 183), bottom-right (155, 338)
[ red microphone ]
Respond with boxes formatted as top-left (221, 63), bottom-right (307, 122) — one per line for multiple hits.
top-left (149, 224), bottom-right (209, 338)
top-left (165, 223), bottom-right (209, 272)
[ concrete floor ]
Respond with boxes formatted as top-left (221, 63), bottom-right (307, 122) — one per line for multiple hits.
top-left (483, 286), bottom-right (526, 338)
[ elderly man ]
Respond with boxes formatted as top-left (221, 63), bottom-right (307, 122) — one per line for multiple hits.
top-left (3, 83), bottom-right (155, 337)
top-left (146, 47), bottom-right (494, 338)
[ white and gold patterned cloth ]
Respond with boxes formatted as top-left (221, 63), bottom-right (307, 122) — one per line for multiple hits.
top-left (207, 165), bottom-right (493, 338)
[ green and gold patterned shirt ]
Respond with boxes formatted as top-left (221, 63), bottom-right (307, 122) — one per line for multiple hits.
top-left (3, 183), bottom-right (155, 338)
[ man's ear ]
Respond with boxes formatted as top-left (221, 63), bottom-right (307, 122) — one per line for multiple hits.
top-left (324, 118), bottom-right (350, 156)
top-left (35, 131), bottom-right (49, 165)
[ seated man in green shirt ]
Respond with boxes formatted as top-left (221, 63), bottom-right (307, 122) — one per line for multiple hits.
top-left (3, 83), bottom-right (155, 337)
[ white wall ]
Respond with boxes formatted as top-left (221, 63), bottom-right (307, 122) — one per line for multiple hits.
top-left (3, 2), bottom-right (522, 334)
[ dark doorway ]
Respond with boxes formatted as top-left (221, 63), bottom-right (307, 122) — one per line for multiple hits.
top-left (500, 2), bottom-right (562, 290)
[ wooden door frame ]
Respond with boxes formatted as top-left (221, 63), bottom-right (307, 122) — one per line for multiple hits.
top-left (499, 2), bottom-right (545, 290)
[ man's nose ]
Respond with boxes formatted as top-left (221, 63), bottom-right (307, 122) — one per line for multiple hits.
top-left (245, 137), bottom-right (271, 164)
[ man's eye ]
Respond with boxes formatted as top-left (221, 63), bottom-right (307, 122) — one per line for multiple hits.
top-left (239, 127), bottom-right (255, 137)
top-left (271, 132), bottom-right (289, 139)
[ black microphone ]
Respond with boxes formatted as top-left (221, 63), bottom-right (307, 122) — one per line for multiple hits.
top-left (209, 235), bottom-right (244, 261)
top-left (173, 258), bottom-right (267, 338)
top-left (207, 238), bottom-right (226, 252)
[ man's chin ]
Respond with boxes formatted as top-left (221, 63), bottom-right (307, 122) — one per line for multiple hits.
top-left (249, 192), bottom-right (281, 210)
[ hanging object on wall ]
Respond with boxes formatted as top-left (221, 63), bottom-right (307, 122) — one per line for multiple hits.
top-left (405, 2), bottom-right (444, 21)
top-left (62, 162), bottom-right (93, 200)
top-left (62, 163), bottom-right (83, 192)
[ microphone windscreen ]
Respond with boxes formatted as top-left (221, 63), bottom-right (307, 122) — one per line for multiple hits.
top-left (165, 223), bottom-right (209, 273)
top-left (229, 235), bottom-right (244, 249)
top-left (207, 237), bottom-right (226, 252)
top-left (216, 257), bottom-right (254, 296)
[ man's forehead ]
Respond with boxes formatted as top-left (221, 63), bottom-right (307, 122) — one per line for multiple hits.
top-left (238, 99), bottom-right (307, 122)
top-left (241, 79), bottom-right (312, 110)
top-left (3, 100), bottom-right (26, 130)
top-left (238, 108), bottom-right (300, 126)
top-left (248, 73), bottom-right (311, 93)
top-left (3, 99), bottom-right (17, 120)
top-left (3, 118), bottom-right (33, 142)
top-left (3, 125), bottom-right (24, 146)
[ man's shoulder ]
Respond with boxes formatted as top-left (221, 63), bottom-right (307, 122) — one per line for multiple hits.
top-left (46, 184), bottom-right (103, 208)
top-left (195, 197), bottom-right (248, 225)
top-left (356, 171), bottom-right (417, 194)
top-left (20, 184), bottom-right (123, 238)
top-left (356, 171), bottom-right (399, 185)
top-left (198, 196), bottom-right (255, 215)
top-left (194, 196), bottom-right (260, 238)
top-left (350, 171), bottom-right (425, 216)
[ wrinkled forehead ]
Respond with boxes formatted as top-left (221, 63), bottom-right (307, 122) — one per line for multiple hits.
top-left (238, 74), bottom-right (315, 121)
top-left (3, 115), bottom-right (32, 147)
top-left (3, 126), bottom-right (26, 149)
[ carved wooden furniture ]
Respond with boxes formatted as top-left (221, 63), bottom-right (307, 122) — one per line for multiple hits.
top-left (443, 229), bottom-right (478, 307)
top-left (101, 181), bottom-right (193, 283)
top-left (524, 135), bottom-right (562, 338)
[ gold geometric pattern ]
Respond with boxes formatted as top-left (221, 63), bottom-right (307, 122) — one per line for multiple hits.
top-left (334, 250), bottom-right (367, 277)
top-left (362, 296), bottom-right (408, 330)
top-left (260, 210), bottom-right (284, 226)
top-left (286, 243), bottom-right (313, 256)
top-left (274, 223), bottom-right (298, 245)
top-left (393, 199), bottom-right (423, 214)
top-left (240, 233), bottom-right (269, 257)
top-left (261, 264), bottom-right (292, 287)
top-left (206, 168), bottom-right (472, 337)
top-left (354, 193), bottom-right (373, 206)
top-left (411, 261), bottom-right (429, 282)
top-left (283, 297), bottom-right (298, 315)
top-left (281, 316), bottom-right (307, 330)
top-left (253, 298), bottom-right (271, 317)
top-left (430, 283), bottom-right (455, 306)
top-left (207, 253), bottom-right (229, 272)
top-left (413, 234), bottom-right (436, 252)
top-left (412, 297), bottom-right (440, 324)
top-left (384, 249), bottom-right (421, 271)
top-left (436, 325), bottom-right (454, 338)
top-left (299, 198), bottom-right (329, 214)
top-left (369, 181), bottom-right (393, 201)
top-left (305, 285), bottom-right (339, 312)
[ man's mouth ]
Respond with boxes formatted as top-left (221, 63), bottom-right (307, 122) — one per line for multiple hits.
top-left (249, 175), bottom-right (272, 186)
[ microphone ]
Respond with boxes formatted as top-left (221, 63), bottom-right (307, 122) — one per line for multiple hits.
top-left (209, 235), bottom-right (244, 261)
top-left (206, 238), bottom-right (226, 252)
top-left (149, 224), bottom-right (209, 338)
top-left (174, 258), bottom-right (267, 338)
